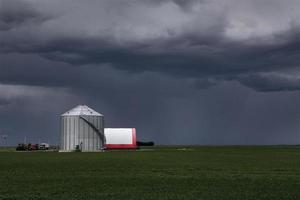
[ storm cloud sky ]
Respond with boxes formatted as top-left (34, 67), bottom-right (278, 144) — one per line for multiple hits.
top-left (1, 0), bottom-right (300, 145)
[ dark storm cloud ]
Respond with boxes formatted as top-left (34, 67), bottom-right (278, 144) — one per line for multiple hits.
top-left (2, 34), bottom-right (300, 92)
top-left (238, 73), bottom-right (300, 92)
top-left (0, 98), bottom-right (10, 106)
top-left (1, 0), bottom-right (300, 92)
top-left (191, 78), bottom-right (217, 89)
top-left (0, 0), bottom-right (51, 31)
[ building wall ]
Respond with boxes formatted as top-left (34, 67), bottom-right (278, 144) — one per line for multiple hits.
top-left (60, 115), bottom-right (104, 151)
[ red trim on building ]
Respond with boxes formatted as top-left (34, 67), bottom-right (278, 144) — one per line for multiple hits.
top-left (106, 144), bottom-right (136, 149)
top-left (132, 128), bottom-right (137, 147)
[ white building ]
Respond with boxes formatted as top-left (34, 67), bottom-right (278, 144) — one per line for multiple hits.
top-left (104, 128), bottom-right (137, 149)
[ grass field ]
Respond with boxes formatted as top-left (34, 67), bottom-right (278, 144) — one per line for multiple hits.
top-left (1, 146), bottom-right (300, 200)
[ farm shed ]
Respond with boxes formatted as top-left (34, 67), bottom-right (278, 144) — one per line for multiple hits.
top-left (104, 128), bottom-right (137, 149)
top-left (60, 105), bottom-right (105, 152)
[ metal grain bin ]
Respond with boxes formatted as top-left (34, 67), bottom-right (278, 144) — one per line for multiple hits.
top-left (60, 105), bottom-right (105, 152)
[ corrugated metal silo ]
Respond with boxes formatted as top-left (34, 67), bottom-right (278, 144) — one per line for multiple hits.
top-left (60, 105), bottom-right (105, 152)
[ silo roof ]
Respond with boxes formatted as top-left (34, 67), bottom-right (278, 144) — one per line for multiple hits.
top-left (61, 105), bottom-right (103, 116)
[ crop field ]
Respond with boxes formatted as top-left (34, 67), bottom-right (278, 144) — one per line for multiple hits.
top-left (1, 146), bottom-right (300, 200)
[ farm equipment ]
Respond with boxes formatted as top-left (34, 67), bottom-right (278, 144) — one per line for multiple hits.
top-left (39, 143), bottom-right (49, 150)
top-left (16, 143), bottom-right (50, 151)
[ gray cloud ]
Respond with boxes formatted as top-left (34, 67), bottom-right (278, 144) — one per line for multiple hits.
top-left (1, 0), bottom-right (300, 92)
top-left (0, 0), bottom-right (51, 31)
top-left (238, 73), bottom-right (300, 92)
top-left (0, 98), bottom-right (10, 106)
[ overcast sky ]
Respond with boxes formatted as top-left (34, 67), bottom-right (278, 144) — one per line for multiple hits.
top-left (1, 0), bottom-right (300, 146)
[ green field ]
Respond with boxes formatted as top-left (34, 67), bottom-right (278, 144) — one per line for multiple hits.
top-left (1, 146), bottom-right (300, 200)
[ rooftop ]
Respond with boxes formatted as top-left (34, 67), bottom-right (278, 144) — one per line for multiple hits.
top-left (61, 105), bottom-right (103, 116)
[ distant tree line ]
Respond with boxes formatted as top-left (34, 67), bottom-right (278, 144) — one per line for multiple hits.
top-left (137, 141), bottom-right (154, 146)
